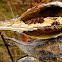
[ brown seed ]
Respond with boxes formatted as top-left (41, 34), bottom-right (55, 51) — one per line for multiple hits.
top-left (39, 19), bottom-right (44, 23)
top-left (52, 21), bottom-right (60, 26)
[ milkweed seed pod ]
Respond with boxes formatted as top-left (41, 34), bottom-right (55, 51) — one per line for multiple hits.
top-left (0, 1), bottom-right (62, 39)
top-left (20, 1), bottom-right (62, 39)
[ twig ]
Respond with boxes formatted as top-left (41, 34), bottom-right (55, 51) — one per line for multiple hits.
top-left (16, 55), bottom-right (29, 61)
top-left (0, 32), bottom-right (14, 62)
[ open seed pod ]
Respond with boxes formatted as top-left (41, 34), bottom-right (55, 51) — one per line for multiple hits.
top-left (20, 1), bottom-right (62, 39)
top-left (0, 1), bottom-right (62, 39)
top-left (4, 32), bottom-right (62, 61)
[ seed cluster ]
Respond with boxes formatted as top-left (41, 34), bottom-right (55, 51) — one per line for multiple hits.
top-left (23, 17), bottom-right (44, 24)
top-left (24, 25), bottom-right (62, 35)
top-left (52, 21), bottom-right (60, 26)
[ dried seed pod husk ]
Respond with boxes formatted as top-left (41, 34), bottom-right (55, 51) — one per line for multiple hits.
top-left (0, 2), bottom-right (62, 39)
top-left (20, 1), bottom-right (62, 39)
top-left (4, 33), bottom-right (62, 61)
top-left (20, 1), bottom-right (62, 21)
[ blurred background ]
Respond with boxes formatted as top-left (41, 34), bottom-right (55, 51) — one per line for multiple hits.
top-left (0, 0), bottom-right (62, 62)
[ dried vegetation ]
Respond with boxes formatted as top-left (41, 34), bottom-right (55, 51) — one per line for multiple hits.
top-left (0, 0), bottom-right (62, 62)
